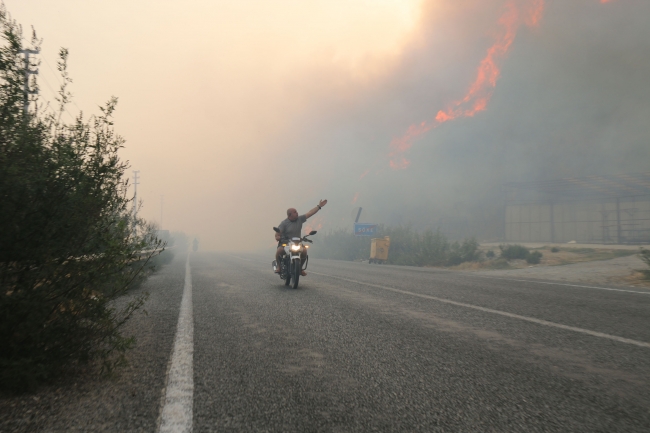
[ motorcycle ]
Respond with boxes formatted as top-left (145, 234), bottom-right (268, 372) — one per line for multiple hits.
top-left (272, 227), bottom-right (317, 289)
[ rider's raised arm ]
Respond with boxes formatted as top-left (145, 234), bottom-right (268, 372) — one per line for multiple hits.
top-left (305, 199), bottom-right (328, 219)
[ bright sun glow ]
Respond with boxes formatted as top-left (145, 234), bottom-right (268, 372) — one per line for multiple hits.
top-left (210, 0), bottom-right (424, 68)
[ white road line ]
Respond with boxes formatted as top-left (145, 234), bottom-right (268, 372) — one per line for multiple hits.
top-left (242, 256), bottom-right (650, 295)
top-left (310, 271), bottom-right (650, 349)
top-left (241, 255), bottom-right (650, 296)
top-left (468, 274), bottom-right (650, 295)
top-left (158, 255), bottom-right (194, 433)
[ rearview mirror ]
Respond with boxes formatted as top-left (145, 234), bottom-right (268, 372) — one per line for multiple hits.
top-left (273, 227), bottom-right (280, 233)
top-left (309, 230), bottom-right (317, 235)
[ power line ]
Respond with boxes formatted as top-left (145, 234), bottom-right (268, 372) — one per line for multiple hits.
top-left (17, 49), bottom-right (77, 121)
top-left (41, 55), bottom-right (83, 114)
top-left (37, 73), bottom-right (75, 120)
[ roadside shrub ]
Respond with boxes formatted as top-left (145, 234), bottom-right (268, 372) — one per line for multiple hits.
top-left (550, 247), bottom-right (559, 253)
top-left (313, 225), bottom-right (480, 267)
top-left (401, 226), bottom-right (451, 266)
top-left (486, 250), bottom-right (495, 258)
top-left (447, 238), bottom-right (480, 266)
top-left (526, 251), bottom-right (543, 264)
top-left (499, 244), bottom-right (530, 260)
top-left (0, 11), bottom-right (163, 393)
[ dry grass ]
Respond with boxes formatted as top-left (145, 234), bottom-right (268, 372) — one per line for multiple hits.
top-left (442, 246), bottom-right (640, 273)
top-left (476, 245), bottom-right (638, 270)
top-left (621, 270), bottom-right (650, 288)
top-left (449, 258), bottom-right (510, 271)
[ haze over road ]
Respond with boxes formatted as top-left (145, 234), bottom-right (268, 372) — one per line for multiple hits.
top-left (5, 253), bottom-right (650, 431)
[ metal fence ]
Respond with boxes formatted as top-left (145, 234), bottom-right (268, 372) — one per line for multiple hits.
top-left (503, 173), bottom-right (650, 244)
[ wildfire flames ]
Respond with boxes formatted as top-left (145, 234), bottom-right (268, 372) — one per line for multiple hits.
top-left (388, 0), bottom-right (545, 169)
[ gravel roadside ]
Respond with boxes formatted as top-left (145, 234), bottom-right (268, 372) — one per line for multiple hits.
top-left (0, 255), bottom-right (186, 433)
top-left (470, 254), bottom-right (650, 288)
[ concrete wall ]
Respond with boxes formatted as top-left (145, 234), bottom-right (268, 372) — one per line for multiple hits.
top-left (505, 196), bottom-right (650, 244)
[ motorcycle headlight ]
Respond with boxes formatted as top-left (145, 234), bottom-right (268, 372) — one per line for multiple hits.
top-left (291, 244), bottom-right (301, 251)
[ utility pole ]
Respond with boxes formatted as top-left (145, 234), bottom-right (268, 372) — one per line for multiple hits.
top-left (160, 195), bottom-right (164, 230)
top-left (19, 49), bottom-right (40, 115)
top-left (132, 170), bottom-right (140, 222)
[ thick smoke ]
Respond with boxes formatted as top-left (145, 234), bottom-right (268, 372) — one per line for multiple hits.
top-left (251, 0), bottom-right (650, 243)
top-left (20, 0), bottom-right (645, 249)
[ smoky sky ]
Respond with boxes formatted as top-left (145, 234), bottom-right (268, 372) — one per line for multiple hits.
top-left (8, 0), bottom-right (650, 250)
top-left (253, 0), bottom-right (650, 243)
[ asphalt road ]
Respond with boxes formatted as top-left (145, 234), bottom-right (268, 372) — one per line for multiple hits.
top-left (189, 252), bottom-right (650, 432)
top-left (2, 252), bottom-right (650, 432)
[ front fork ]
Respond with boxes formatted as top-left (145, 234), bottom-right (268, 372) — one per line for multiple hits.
top-left (273, 252), bottom-right (307, 275)
top-left (291, 254), bottom-right (308, 271)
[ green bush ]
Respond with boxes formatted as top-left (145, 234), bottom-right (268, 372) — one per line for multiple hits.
top-left (0, 12), bottom-right (163, 393)
top-left (526, 250), bottom-right (543, 264)
top-left (486, 250), bottom-right (495, 258)
top-left (550, 247), bottom-right (559, 253)
top-left (499, 244), bottom-right (530, 260)
top-left (447, 238), bottom-right (480, 266)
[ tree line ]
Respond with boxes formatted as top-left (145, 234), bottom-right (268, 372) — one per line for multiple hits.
top-left (312, 225), bottom-right (480, 267)
top-left (0, 8), bottom-right (163, 392)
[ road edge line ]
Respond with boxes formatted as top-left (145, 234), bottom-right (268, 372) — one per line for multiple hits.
top-left (468, 274), bottom-right (650, 295)
top-left (158, 254), bottom-right (194, 433)
top-left (310, 271), bottom-right (650, 349)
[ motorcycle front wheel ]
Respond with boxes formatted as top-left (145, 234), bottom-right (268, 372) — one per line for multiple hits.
top-left (284, 257), bottom-right (291, 286)
top-left (292, 259), bottom-right (300, 289)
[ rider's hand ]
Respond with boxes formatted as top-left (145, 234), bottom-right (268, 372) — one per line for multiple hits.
top-left (319, 199), bottom-right (328, 208)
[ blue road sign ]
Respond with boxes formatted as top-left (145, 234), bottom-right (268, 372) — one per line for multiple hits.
top-left (354, 223), bottom-right (378, 236)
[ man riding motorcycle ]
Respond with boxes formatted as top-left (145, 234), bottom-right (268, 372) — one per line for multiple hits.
top-left (275, 199), bottom-right (327, 276)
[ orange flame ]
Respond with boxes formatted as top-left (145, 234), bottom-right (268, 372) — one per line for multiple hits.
top-left (359, 169), bottom-right (371, 180)
top-left (526, 0), bottom-right (545, 26)
top-left (388, 0), bottom-right (545, 169)
top-left (351, 192), bottom-right (360, 204)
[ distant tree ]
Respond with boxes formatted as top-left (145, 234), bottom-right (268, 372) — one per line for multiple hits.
top-left (0, 7), bottom-right (163, 392)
